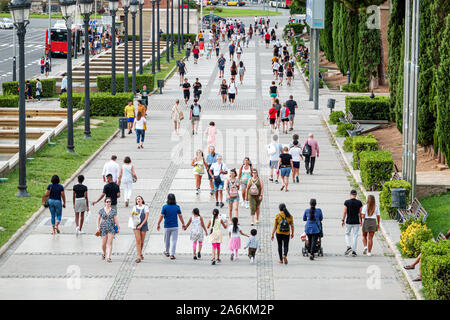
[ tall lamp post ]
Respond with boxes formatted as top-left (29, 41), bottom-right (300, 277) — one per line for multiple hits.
top-left (165, 0), bottom-right (169, 62)
top-left (9, 0), bottom-right (31, 197)
top-left (180, 0), bottom-right (183, 49)
top-left (138, 0), bottom-right (144, 74)
top-left (60, 0), bottom-right (76, 153)
top-left (109, 0), bottom-right (119, 95)
top-left (177, 0), bottom-right (180, 53)
top-left (123, 0), bottom-right (130, 92)
top-left (151, 0), bottom-right (155, 74)
top-left (186, 0), bottom-right (189, 34)
top-left (156, 0), bottom-right (160, 72)
top-left (130, 0), bottom-right (138, 94)
top-left (170, 0), bottom-right (173, 59)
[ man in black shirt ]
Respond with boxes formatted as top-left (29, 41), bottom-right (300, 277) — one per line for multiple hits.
top-left (178, 60), bottom-right (187, 86)
top-left (182, 78), bottom-right (191, 105)
top-left (285, 95), bottom-right (298, 131)
top-left (93, 174), bottom-right (121, 211)
top-left (342, 190), bottom-right (363, 257)
top-left (193, 78), bottom-right (202, 100)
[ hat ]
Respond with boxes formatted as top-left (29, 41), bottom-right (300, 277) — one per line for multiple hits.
top-left (106, 173), bottom-right (113, 178)
top-left (350, 190), bottom-right (357, 195)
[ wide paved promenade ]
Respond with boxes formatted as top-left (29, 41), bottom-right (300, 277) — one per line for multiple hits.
top-left (0, 22), bottom-right (411, 299)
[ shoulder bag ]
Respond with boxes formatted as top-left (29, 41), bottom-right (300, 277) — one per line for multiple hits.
top-left (177, 106), bottom-right (184, 121)
top-left (214, 164), bottom-right (223, 185)
top-left (42, 185), bottom-right (53, 208)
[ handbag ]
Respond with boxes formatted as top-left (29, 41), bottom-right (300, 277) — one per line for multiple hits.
top-left (214, 164), bottom-right (223, 185)
top-left (42, 185), bottom-right (52, 208)
top-left (178, 108), bottom-right (185, 121)
top-left (95, 212), bottom-right (108, 236)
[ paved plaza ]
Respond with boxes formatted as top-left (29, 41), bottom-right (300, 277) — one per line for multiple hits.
top-left (0, 20), bottom-right (413, 300)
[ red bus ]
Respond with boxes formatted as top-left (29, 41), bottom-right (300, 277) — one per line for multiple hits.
top-left (45, 27), bottom-right (69, 57)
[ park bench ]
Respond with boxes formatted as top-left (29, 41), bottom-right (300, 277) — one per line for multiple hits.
top-left (436, 232), bottom-right (446, 243)
top-left (397, 197), bottom-right (421, 221)
top-left (339, 111), bottom-right (353, 124)
top-left (347, 122), bottom-right (362, 137)
top-left (414, 205), bottom-right (429, 223)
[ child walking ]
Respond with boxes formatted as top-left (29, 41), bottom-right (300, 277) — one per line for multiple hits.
top-left (204, 121), bottom-right (217, 148)
top-left (228, 217), bottom-right (249, 261)
top-left (184, 208), bottom-right (208, 260)
top-left (244, 229), bottom-right (261, 264)
top-left (207, 209), bottom-right (227, 265)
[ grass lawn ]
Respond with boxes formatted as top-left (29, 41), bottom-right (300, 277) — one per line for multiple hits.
top-left (420, 191), bottom-right (450, 238)
top-left (202, 8), bottom-right (282, 17)
top-left (0, 117), bottom-right (117, 248)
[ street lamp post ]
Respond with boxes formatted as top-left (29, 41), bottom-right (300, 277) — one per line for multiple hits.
top-left (177, 0), bottom-right (180, 53)
top-left (180, 0), bottom-right (183, 49)
top-left (123, 0), bottom-right (130, 92)
top-left (151, 0), bottom-right (155, 74)
top-left (9, 0), bottom-right (31, 197)
top-left (156, 0), bottom-right (160, 72)
top-left (79, 0), bottom-right (94, 138)
top-left (170, 0), bottom-right (174, 59)
top-left (109, 0), bottom-right (119, 95)
top-left (186, 0), bottom-right (189, 34)
top-left (130, 0), bottom-right (138, 94)
top-left (166, 0), bottom-right (169, 62)
top-left (60, 0), bottom-right (76, 153)
top-left (138, 0), bottom-right (144, 74)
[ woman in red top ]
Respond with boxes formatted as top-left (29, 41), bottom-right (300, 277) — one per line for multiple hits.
top-left (193, 46), bottom-right (200, 64)
top-left (268, 104), bottom-right (278, 131)
top-left (230, 61), bottom-right (237, 81)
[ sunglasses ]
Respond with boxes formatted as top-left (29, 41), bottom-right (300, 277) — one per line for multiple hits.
top-left (105, 201), bottom-right (111, 203)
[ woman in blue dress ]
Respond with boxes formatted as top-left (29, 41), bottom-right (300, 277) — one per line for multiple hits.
top-left (96, 197), bottom-right (120, 263)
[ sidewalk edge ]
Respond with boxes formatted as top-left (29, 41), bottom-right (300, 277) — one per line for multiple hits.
top-left (322, 115), bottom-right (423, 300)
top-left (0, 128), bottom-right (120, 259)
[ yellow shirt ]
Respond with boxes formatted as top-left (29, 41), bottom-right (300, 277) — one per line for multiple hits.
top-left (274, 212), bottom-right (293, 235)
top-left (198, 32), bottom-right (203, 39)
top-left (125, 105), bottom-right (135, 118)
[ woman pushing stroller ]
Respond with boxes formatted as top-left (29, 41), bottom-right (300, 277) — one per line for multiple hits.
top-left (302, 199), bottom-right (323, 260)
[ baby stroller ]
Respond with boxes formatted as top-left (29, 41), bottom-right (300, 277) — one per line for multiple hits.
top-left (301, 222), bottom-right (323, 257)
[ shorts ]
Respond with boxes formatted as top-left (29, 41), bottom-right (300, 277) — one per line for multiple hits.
top-left (288, 114), bottom-right (295, 121)
top-left (179, 72), bottom-right (185, 76)
top-left (227, 195), bottom-right (240, 203)
top-left (231, 70), bottom-right (237, 76)
top-left (362, 218), bottom-right (378, 233)
top-left (127, 117), bottom-right (134, 123)
top-left (221, 90), bottom-right (227, 95)
top-left (279, 72), bottom-right (283, 78)
top-left (214, 181), bottom-right (224, 191)
top-left (191, 115), bottom-right (200, 124)
top-left (280, 167), bottom-right (292, 177)
top-left (270, 93), bottom-right (277, 98)
top-left (194, 53), bottom-right (199, 59)
top-left (74, 197), bottom-right (87, 213)
top-left (194, 92), bottom-right (201, 99)
top-left (269, 160), bottom-right (278, 169)
top-left (219, 66), bottom-right (225, 71)
top-left (265, 39), bottom-right (270, 44)
top-left (281, 118), bottom-right (289, 122)
top-left (184, 92), bottom-right (190, 99)
top-left (293, 161), bottom-right (300, 169)
top-left (212, 243), bottom-right (221, 250)
top-left (287, 71), bottom-right (293, 77)
top-left (228, 93), bottom-right (235, 99)
top-left (269, 118), bottom-right (276, 125)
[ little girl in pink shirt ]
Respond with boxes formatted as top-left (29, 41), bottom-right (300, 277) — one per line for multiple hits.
top-left (204, 121), bottom-right (217, 147)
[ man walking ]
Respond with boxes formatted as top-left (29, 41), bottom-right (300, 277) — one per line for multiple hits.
top-left (92, 174), bottom-right (121, 211)
top-left (342, 190), bottom-right (363, 257)
top-left (102, 155), bottom-right (120, 184)
top-left (189, 98), bottom-right (201, 135)
top-left (303, 133), bottom-right (319, 175)
top-left (206, 146), bottom-right (219, 195)
top-left (218, 54), bottom-right (226, 78)
top-left (268, 134), bottom-right (283, 183)
top-left (285, 95), bottom-right (298, 131)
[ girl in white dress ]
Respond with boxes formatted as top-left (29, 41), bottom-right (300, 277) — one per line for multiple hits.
top-left (184, 208), bottom-right (208, 260)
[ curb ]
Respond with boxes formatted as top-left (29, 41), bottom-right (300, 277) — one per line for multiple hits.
top-left (0, 128), bottom-right (120, 259)
top-left (322, 115), bottom-right (423, 300)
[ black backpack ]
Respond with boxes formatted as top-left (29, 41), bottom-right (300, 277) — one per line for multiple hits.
top-left (302, 140), bottom-right (312, 157)
top-left (279, 214), bottom-right (290, 233)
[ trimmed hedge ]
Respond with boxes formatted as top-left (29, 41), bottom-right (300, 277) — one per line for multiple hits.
top-left (329, 110), bottom-right (345, 124)
top-left (345, 96), bottom-right (391, 120)
top-left (400, 222), bottom-right (433, 258)
top-left (343, 136), bottom-right (353, 152)
top-left (60, 92), bottom-right (134, 116)
top-left (0, 95), bottom-right (19, 108)
top-left (96, 74), bottom-right (155, 93)
top-left (352, 135), bottom-right (378, 169)
top-left (284, 23), bottom-right (306, 35)
top-left (2, 78), bottom-right (57, 98)
top-left (380, 180), bottom-right (412, 219)
top-left (342, 83), bottom-right (366, 92)
top-left (421, 240), bottom-right (450, 300)
top-left (359, 150), bottom-right (393, 191)
top-left (160, 33), bottom-right (196, 45)
top-left (336, 122), bottom-right (354, 137)
top-left (118, 35), bottom-right (140, 41)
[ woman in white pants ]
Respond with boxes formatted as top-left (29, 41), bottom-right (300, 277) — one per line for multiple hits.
top-left (118, 156), bottom-right (137, 207)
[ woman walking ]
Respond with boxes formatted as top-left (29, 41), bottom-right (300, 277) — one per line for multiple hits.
top-left (73, 175), bottom-right (89, 235)
top-left (228, 217), bottom-right (249, 261)
top-left (133, 111), bottom-right (147, 149)
top-left (236, 43), bottom-right (243, 61)
top-left (170, 99), bottom-right (182, 135)
top-left (303, 199), bottom-right (323, 260)
top-left (278, 63), bottom-right (284, 86)
top-left (207, 208), bottom-right (227, 265)
top-left (43, 175), bottom-right (66, 235)
top-left (278, 146), bottom-right (294, 192)
top-left (274, 98), bottom-right (282, 130)
top-left (271, 203), bottom-right (294, 265)
top-left (193, 45), bottom-right (200, 64)
top-left (268, 103), bottom-right (278, 131)
top-left (230, 60), bottom-right (237, 81)
top-left (219, 79), bottom-right (228, 106)
top-left (204, 121), bottom-right (217, 148)
top-left (118, 156), bottom-right (137, 207)
top-left (247, 168), bottom-right (264, 226)
top-left (157, 194), bottom-right (185, 260)
top-left (130, 196), bottom-right (149, 263)
top-left (192, 149), bottom-right (208, 195)
top-left (238, 61), bottom-right (246, 85)
top-left (96, 197), bottom-right (119, 263)
top-left (289, 140), bottom-right (303, 183)
top-left (184, 208), bottom-right (208, 260)
top-left (280, 103), bottom-right (290, 134)
top-left (269, 81), bottom-right (279, 104)
top-left (286, 63), bottom-right (293, 86)
top-left (225, 169), bottom-right (240, 221)
top-left (238, 157), bottom-right (252, 209)
top-left (361, 195), bottom-right (380, 256)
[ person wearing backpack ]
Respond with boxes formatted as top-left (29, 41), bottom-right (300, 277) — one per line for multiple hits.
top-left (208, 155), bottom-right (228, 208)
top-left (267, 134), bottom-right (283, 184)
top-left (225, 169), bottom-right (240, 221)
top-left (271, 203), bottom-right (294, 265)
top-left (302, 133), bottom-right (319, 175)
top-left (189, 98), bottom-right (201, 135)
top-left (247, 168), bottom-right (264, 226)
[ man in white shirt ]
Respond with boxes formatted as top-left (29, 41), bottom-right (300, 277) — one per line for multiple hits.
top-left (289, 140), bottom-right (303, 183)
top-left (267, 134), bottom-right (283, 183)
top-left (102, 155), bottom-right (120, 183)
top-left (208, 155), bottom-right (228, 208)
top-left (228, 78), bottom-right (238, 105)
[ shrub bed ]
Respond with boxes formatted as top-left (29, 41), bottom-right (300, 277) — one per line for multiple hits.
top-left (0, 95), bottom-right (19, 108)
top-left (284, 23), bottom-right (306, 35)
top-left (2, 78), bottom-right (57, 98)
top-left (160, 33), bottom-right (196, 45)
top-left (352, 135), bottom-right (378, 169)
top-left (329, 110), bottom-right (345, 124)
top-left (380, 180), bottom-right (412, 219)
top-left (345, 96), bottom-right (391, 120)
top-left (60, 92), bottom-right (134, 116)
top-left (421, 240), bottom-right (450, 300)
top-left (342, 83), bottom-right (366, 92)
top-left (400, 221), bottom-right (433, 258)
top-left (336, 122), bottom-right (354, 137)
top-left (343, 136), bottom-right (353, 152)
top-left (96, 74), bottom-right (155, 93)
top-left (359, 150), bottom-right (393, 191)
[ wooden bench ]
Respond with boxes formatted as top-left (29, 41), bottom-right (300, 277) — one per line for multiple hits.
top-left (436, 232), bottom-right (446, 243)
top-left (415, 205), bottom-right (429, 223)
top-left (397, 198), bottom-right (421, 222)
top-left (347, 122), bottom-right (362, 137)
top-left (392, 171), bottom-right (401, 180)
top-left (339, 111), bottom-right (353, 124)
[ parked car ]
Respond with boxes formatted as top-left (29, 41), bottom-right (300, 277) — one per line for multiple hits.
top-left (207, 0), bottom-right (219, 4)
top-left (202, 14), bottom-right (226, 24)
top-left (238, 0), bottom-right (245, 5)
top-left (225, 1), bottom-right (238, 5)
top-left (0, 18), bottom-right (14, 29)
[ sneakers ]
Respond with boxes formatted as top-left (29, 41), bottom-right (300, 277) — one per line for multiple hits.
top-left (275, 179), bottom-right (279, 184)
top-left (76, 226), bottom-right (80, 235)
top-left (352, 251), bottom-right (357, 257)
top-left (193, 256), bottom-right (198, 260)
top-left (216, 201), bottom-right (219, 206)
top-left (245, 201), bottom-right (249, 209)
top-left (197, 252), bottom-right (201, 259)
top-left (345, 247), bottom-right (352, 256)
top-left (363, 247), bottom-right (368, 255)
top-left (230, 253), bottom-right (234, 261)
top-left (296, 176), bottom-right (299, 183)
top-left (211, 259), bottom-right (216, 265)
top-left (220, 202), bottom-right (224, 208)
top-left (310, 254), bottom-right (314, 260)
top-left (367, 252), bottom-right (372, 257)
top-left (250, 257), bottom-right (254, 264)
top-left (196, 189), bottom-right (199, 195)
top-left (269, 178), bottom-right (273, 182)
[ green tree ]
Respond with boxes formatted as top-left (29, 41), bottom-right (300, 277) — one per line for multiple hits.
top-left (332, 1), bottom-right (342, 69)
top-left (320, 0), bottom-right (335, 62)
